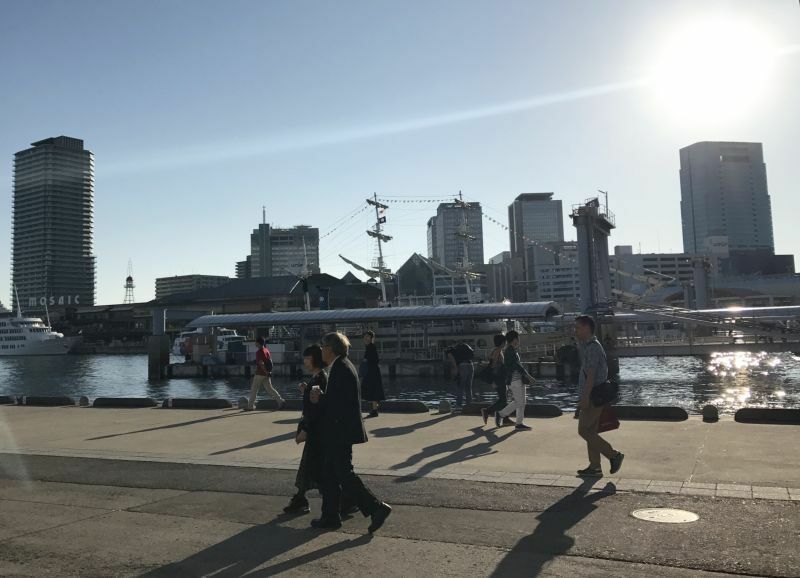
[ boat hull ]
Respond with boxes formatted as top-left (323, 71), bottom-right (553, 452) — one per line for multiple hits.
top-left (0, 337), bottom-right (74, 356)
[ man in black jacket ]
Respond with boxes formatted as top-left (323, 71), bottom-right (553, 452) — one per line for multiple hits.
top-left (310, 331), bottom-right (392, 531)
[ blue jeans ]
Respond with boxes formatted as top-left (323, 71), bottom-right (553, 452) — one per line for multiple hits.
top-left (456, 362), bottom-right (474, 406)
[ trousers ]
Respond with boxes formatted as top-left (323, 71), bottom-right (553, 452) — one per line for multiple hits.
top-left (248, 374), bottom-right (284, 409)
top-left (320, 443), bottom-right (381, 521)
top-left (578, 402), bottom-right (617, 468)
top-left (456, 362), bottom-right (474, 406)
top-left (499, 378), bottom-right (526, 425)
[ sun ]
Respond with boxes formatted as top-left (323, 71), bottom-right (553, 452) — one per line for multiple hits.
top-left (651, 16), bottom-right (777, 125)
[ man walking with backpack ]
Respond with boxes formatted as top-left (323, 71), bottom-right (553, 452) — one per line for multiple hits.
top-left (247, 336), bottom-right (285, 411)
top-left (575, 315), bottom-right (624, 477)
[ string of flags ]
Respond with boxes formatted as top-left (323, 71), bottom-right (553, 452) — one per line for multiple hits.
top-left (319, 204), bottom-right (370, 240)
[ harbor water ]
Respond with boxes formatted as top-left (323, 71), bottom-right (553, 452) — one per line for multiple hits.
top-left (1, 352), bottom-right (798, 414)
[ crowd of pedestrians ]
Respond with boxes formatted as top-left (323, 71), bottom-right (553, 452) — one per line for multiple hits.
top-left (246, 317), bottom-right (624, 533)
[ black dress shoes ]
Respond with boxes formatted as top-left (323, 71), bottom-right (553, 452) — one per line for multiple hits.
top-left (367, 502), bottom-right (392, 533)
top-left (311, 517), bottom-right (342, 530)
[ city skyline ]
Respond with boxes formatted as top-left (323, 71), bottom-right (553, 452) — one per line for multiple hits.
top-left (1, 1), bottom-right (799, 305)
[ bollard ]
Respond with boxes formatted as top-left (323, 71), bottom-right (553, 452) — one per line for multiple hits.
top-left (237, 396), bottom-right (249, 410)
top-left (79, 396), bottom-right (90, 407)
top-left (438, 400), bottom-right (452, 414)
top-left (702, 405), bottom-right (719, 423)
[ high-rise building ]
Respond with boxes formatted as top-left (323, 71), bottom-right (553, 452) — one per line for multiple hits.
top-left (426, 217), bottom-right (438, 261)
top-left (12, 136), bottom-right (95, 309)
top-left (680, 141), bottom-right (774, 254)
top-left (237, 220), bottom-right (320, 278)
top-left (508, 193), bottom-right (564, 281)
top-left (428, 202), bottom-right (484, 269)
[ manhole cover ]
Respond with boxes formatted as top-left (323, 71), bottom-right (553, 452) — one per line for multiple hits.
top-left (631, 508), bottom-right (699, 523)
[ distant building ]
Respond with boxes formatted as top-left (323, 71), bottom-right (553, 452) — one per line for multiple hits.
top-left (155, 273), bottom-right (380, 313)
top-left (481, 252), bottom-right (526, 303)
top-left (680, 141), bottom-right (773, 254)
top-left (508, 193), bottom-right (564, 284)
top-left (237, 219), bottom-right (320, 278)
top-left (427, 202), bottom-right (484, 269)
top-left (396, 253), bottom-right (489, 305)
top-left (155, 275), bottom-right (232, 300)
top-left (532, 242), bottom-right (581, 309)
top-left (426, 217), bottom-right (438, 261)
top-left (11, 136), bottom-right (96, 310)
top-left (0, 300), bottom-right (9, 314)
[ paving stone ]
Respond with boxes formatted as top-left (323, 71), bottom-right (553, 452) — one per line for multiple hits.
top-left (680, 487), bottom-right (716, 497)
top-left (752, 487), bottom-right (790, 501)
top-left (647, 485), bottom-right (682, 494)
top-left (716, 489), bottom-right (752, 499)
top-left (647, 480), bottom-right (683, 488)
top-left (682, 482), bottom-right (717, 490)
top-left (616, 478), bottom-right (651, 486)
top-left (717, 484), bottom-right (751, 492)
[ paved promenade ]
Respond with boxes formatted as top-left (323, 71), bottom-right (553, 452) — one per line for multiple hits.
top-left (0, 406), bottom-right (798, 576)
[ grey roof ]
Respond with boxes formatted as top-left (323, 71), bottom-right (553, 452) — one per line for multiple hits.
top-left (188, 301), bottom-right (561, 328)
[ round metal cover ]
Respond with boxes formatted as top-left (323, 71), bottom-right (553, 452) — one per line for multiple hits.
top-left (631, 508), bottom-right (699, 524)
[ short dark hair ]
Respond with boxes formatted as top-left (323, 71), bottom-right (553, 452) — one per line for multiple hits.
top-left (493, 333), bottom-right (506, 347)
top-left (255, 336), bottom-right (265, 346)
top-left (506, 330), bottom-right (520, 342)
top-left (302, 344), bottom-right (324, 369)
top-left (575, 315), bottom-right (596, 334)
top-left (363, 330), bottom-right (375, 338)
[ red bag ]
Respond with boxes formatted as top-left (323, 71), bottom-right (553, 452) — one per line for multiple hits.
top-left (598, 405), bottom-right (620, 433)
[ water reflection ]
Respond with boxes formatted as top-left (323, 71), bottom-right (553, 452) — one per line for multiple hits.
top-left (0, 352), bottom-right (798, 415)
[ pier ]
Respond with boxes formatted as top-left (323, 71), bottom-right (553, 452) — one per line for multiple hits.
top-left (0, 405), bottom-right (797, 576)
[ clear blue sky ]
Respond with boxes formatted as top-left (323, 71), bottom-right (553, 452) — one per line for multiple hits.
top-left (1, 0), bottom-right (798, 305)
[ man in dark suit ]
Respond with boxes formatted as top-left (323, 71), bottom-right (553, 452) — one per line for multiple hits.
top-left (309, 332), bottom-right (392, 531)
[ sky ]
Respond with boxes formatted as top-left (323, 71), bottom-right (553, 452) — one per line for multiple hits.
top-left (1, 0), bottom-right (798, 306)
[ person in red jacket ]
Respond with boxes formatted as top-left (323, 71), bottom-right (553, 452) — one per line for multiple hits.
top-left (247, 337), bottom-right (285, 411)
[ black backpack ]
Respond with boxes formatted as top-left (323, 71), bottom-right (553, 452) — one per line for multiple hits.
top-left (455, 342), bottom-right (474, 362)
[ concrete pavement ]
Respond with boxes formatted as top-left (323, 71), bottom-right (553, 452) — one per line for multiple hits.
top-left (0, 406), bottom-right (799, 576)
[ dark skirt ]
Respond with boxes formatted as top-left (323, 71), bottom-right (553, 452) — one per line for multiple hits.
top-left (360, 365), bottom-right (386, 402)
top-left (295, 437), bottom-right (323, 493)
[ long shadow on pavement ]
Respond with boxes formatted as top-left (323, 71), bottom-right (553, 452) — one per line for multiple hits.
top-left (491, 479), bottom-right (616, 577)
top-left (369, 413), bottom-right (456, 438)
top-left (86, 411), bottom-right (246, 441)
top-left (208, 431), bottom-right (297, 456)
top-left (391, 426), bottom-right (515, 481)
top-left (140, 516), bottom-right (372, 577)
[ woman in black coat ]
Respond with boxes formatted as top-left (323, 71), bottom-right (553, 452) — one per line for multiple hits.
top-left (359, 330), bottom-right (385, 418)
top-left (283, 345), bottom-right (327, 514)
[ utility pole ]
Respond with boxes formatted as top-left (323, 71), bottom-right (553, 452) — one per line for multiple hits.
top-left (366, 193), bottom-right (391, 304)
top-left (453, 190), bottom-right (475, 303)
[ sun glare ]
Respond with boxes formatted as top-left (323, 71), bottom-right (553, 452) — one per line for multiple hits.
top-left (651, 17), bottom-right (777, 125)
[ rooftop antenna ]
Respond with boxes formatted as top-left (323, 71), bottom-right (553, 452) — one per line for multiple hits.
top-left (366, 193), bottom-right (391, 304)
top-left (262, 205), bottom-right (266, 225)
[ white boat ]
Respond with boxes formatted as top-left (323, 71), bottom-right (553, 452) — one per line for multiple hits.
top-left (0, 316), bottom-right (74, 356)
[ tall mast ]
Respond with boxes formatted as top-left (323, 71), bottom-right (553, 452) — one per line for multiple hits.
top-left (454, 190), bottom-right (475, 303)
top-left (366, 193), bottom-right (391, 304)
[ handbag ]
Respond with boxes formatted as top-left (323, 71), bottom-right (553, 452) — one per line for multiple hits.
top-left (590, 379), bottom-right (619, 407)
top-left (597, 405), bottom-right (620, 433)
top-left (521, 373), bottom-right (534, 386)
